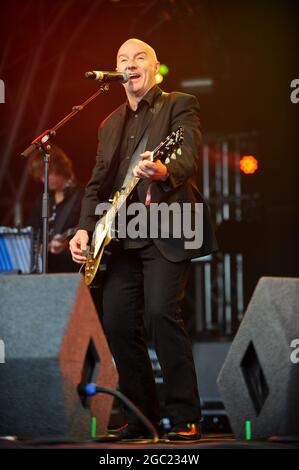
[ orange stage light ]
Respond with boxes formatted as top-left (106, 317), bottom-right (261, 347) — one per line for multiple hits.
top-left (240, 155), bottom-right (258, 174)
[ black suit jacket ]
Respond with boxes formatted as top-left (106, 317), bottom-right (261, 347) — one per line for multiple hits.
top-left (78, 87), bottom-right (217, 261)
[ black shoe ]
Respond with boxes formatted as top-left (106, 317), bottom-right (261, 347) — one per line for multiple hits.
top-left (108, 422), bottom-right (164, 441)
top-left (166, 422), bottom-right (201, 441)
top-left (109, 423), bottom-right (147, 441)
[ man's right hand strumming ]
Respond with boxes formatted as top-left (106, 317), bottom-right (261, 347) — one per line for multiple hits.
top-left (69, 229), bottom-right (89, 264)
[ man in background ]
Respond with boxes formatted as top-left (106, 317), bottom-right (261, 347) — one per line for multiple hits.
top-left (29, 144), bottom-right (83, 272)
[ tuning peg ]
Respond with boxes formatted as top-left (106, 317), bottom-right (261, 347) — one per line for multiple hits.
top-left (165, 157), bottom-right (170, 164)
top-left (171, 153), bottom-right (176, 160)
top-left (177, 148), bottom-right (182, 155)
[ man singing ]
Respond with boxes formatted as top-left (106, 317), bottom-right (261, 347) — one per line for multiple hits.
top-left (70, 38), bottom-right (217, 441)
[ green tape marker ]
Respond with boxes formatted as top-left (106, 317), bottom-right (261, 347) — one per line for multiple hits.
top-left (245, 420), bottom-right (251, 440)
top-left (91, 416), bottom-right (97, 438)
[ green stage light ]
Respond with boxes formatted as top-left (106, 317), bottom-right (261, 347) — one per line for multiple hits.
top-left (159, 64), bottom-right (169, 76)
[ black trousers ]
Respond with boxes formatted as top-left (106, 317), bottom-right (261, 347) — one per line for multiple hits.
top-left (101, 242), bottom-right (201, 427)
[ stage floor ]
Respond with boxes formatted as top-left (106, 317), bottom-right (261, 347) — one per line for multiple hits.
top-left (1, 434), bottom-right (298, 449)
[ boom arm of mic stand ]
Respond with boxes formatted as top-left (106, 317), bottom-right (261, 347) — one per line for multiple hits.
top-left (20, 84), bottom-right (110, 158)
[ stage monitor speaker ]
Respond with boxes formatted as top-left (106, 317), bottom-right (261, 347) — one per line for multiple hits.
top-left (0, 273), bottom-right (118, 438)
top-left (193, 342), bottom-right (232, 433)
top-left (193, 342), bottom-right (231, 402)
top-left (217, 277), bottom-right (299, 439)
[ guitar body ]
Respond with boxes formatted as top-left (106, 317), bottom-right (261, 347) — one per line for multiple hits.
top-left (85, 229), bottom-right (112, 286)
top-left (84, 192), bottom-right (119, 286)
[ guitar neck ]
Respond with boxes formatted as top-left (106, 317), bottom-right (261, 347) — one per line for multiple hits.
top-left (115, 138), bottom-right (166, 211)
top-left (108, 127), bottom-right (183, 216)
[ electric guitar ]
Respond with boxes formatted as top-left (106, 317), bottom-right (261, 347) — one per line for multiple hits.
top-left (84, 126), bottom-right (184, 286)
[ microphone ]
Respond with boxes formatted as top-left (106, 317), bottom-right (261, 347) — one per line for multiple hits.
top-left (85, 71), bottom-right (129, 83)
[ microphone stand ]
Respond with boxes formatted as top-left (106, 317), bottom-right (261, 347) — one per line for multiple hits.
top-left (21, 84), bottom-right (110, 274)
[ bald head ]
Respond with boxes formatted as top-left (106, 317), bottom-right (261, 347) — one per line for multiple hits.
top-left (117, 38), bottom-right (158, 63)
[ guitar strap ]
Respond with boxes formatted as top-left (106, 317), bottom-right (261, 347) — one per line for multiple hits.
top-left (120, 92), bottom-right (167, 192)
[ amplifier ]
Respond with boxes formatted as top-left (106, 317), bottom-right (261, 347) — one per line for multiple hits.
top-left (0, 226), bottom-right (38, 274)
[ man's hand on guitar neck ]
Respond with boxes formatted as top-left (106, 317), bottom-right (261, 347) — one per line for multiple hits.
top-left (69, 229), bottom-right (89, 264)
top-left (133, 151), bottom-right (169, 181)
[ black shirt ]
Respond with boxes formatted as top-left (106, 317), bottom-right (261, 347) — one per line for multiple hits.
top-left (111, 86), bottom-right (162, 249)
top-left (111, 85), bottom-right (162, 195)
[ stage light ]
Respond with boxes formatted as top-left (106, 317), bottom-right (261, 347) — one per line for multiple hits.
top-left (181, 78), bottom-right (213, 93)
top-left (159, 64), bottom-right (169, 76)
top-left (181, 78), bottom-right (214, 92)
top-left (240, 155), bottom-right (258, 174)
top-left (181, 78), bottom-right (213, 88)
top-left (155, 73), bottom-right (164, 84)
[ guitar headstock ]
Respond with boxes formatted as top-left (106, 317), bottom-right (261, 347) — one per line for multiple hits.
top-left (154, 126), bottom-right (184, 163)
